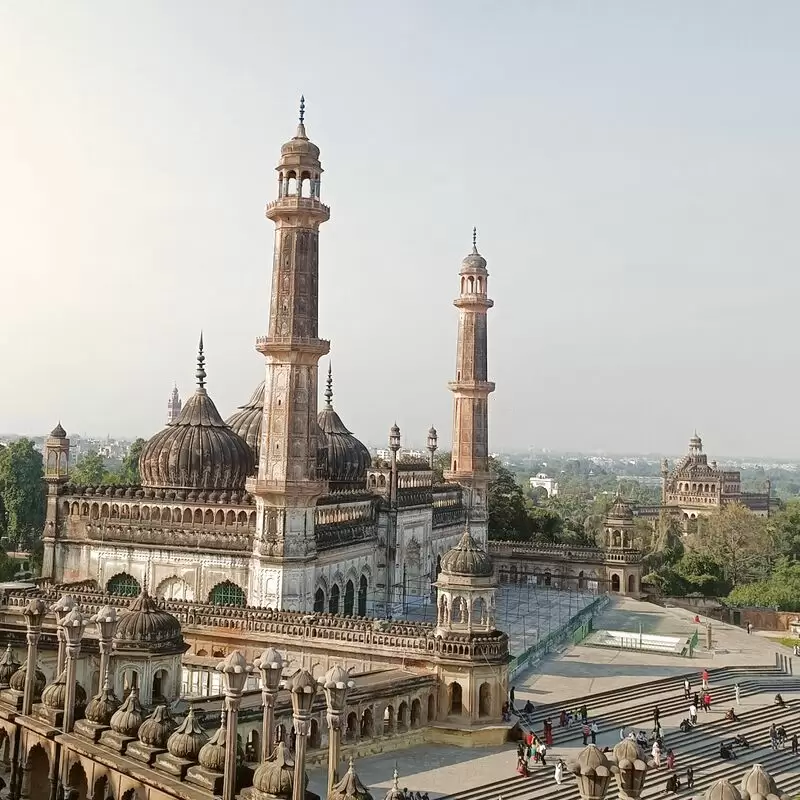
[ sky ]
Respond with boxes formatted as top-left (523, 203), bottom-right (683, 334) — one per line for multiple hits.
top-left (1, 2), bottom-right (799, 458)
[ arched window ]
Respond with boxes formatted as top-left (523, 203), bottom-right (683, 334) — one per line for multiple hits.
top-left (314, 588), bottom-right (325, 613)
top-left (329, 584), bottom-right (340, 614)
top-left (449, 682), bottom-right (463, 715)
top-left (156, 576), bottom-right (194, 602)
top-left (107, 572), bottom-right (141, 597)
top-left (358, 575), bottom-right (368, 616)
top-left (208, 581), bottom-right (246, 607)
top-left (344, 580), bottom-right (355, 616)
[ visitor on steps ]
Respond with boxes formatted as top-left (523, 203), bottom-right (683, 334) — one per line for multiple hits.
top-left (554, 760), bottom-right (565, 786)
top-left (559, 709), bottom-right (567, 728)
top-left (733, 734), bottom-right (749, 748)
top-left (747, 621), bottom-right (752, 634)
top-left (580, 704), bottom-right (588, 722)
top-left (735, 683), bottom-right (741, 705)
top-left (689, 702), bottom-right (698, 726)
top-left (685, 767), bottom-right (694, 789)
top-left (666, 749), bottom-right (675, 770)
top-left (664, 774), bottom-right (680, 795)
top-left (775, 693), bottom-right (785, 708)
top-left (719, 743), bottom-right (736, 760)
top-left (590, 720), bottom-right (599, 744)
top-left (701, 669), bottom-right (709, 691)
top-left (702, 692), bottom-right (711, 712)
top-left (679, 718), bottom-right (692, 733)
top-left (523, 700), bottom-right (534, 715)
top-left (653, 705), bottom-right (660, 728)
top-left (724, 708), bottom-right (739, 722)
top-left (693, 692), bottom-right (700, 709)
top-left (544, 718), bottom-right (553, 747)
top-left (539, 742), bottom-right (547, 766)
top-left (684, 677), bottom-right (690, 699)
top-left (582, 722), bottom-right (590, 745)
top-left (620, 726), bottom-right (627, 741)
top-left (776, 724), bottom-right (787, 748)
top-left (792, 733), bottom-right (798, 754)
top-left (652, 740), bottom-right (661, 768)
top-left (516, 755), bottom-right (530, 777)
top-left (502, 701), bottom-right (510, 722)
top-left (770, 723), bottom-right (779, 750)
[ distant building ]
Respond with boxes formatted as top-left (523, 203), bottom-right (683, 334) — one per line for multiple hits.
top-left (167, 383), bottom-right (182, 423)
top-left (530, 473), bottom-right (558, 496)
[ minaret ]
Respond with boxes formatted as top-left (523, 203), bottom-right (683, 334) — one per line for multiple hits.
top-left (444, 229), bottom-right (495, 548)
top-left (41, 422), bottom-right (70, 578)
top-left (248, 97), bottom-right (330, 611)
top-left (167, 384), bottom-right (182, 423)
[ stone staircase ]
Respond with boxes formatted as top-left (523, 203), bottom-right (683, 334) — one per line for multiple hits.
top-left (440, 666), bottom-right (800, 800)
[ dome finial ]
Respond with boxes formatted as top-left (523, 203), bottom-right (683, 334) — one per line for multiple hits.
top-left (196, 332), bottom-right (206, 390)
top-left (472, 226), bottom-right (477, 253)
top-left (324, 362), bottom-right (333, 409)
top-left (299, 95), bottom-right (305, 125)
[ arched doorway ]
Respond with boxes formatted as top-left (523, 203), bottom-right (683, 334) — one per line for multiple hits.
top-left (449, 682), bottom-right (463, 715)
top-left (246, 729), bottom-right (260, 762)
top-left (478, 682), bottom-right (492, 718)
top-left (92, 775), bottom-right (110, 800)
top-left (428, 693), bottom-right (436, 722)
top-left (397, 701), bottom-right (408, 730)
top-left (346, 712), bottom-right (358, 741)
top-left (627, 574), bottom-right (636, 594)
top-left (344, 580), bottom-right (355, 616)
top-left (384, 705), bottom-right (395, 734)
top-left (329, 585), bottom-right (340, 614)
top-left (152, 669), bottom-right (169, 702)
top-left (410, 698), bottom-right (421, 727)
top-left (358, 575), bottom-right (368, 616)
top-left (67, 761), bottom-right (89, 800)
top-left (360, 707), bottom-right (374, 738)
top-left (611, 573), bottom-right (621, 593)
top-left (26, 745), bottom-right (50, 800)
top-left (314, 588), bottom-right (325, 613)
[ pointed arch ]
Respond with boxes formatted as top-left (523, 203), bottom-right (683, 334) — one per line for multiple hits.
top-left (208, 580), bottom-right (246, 607)
top-left (106, 572), bottom-right (140, 597)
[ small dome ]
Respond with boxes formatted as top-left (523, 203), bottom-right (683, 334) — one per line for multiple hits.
top-left (608, 494), bottom-right (633, 520)
top-left (461, 231), bottom-right (487, 272)
top-left (289, 668), bottom-right (317, 696)
top-left (569, 743), bottom-right (612, 776)
top-left (612, 738), bottom-right (647, 770)
top-left (138, 705), bottom-right (175, 748)
top-left (114, 591), bottom-right (184, 653)
top-left (226, 380), bottom-right (265, 464)
top-left (9, 660), bottom-right (46, 697)
top-left (110, 687), bottom-right (144, 737)
top-left (41, 669), bottom-right (87, 711)
top-left (198, 721), bottom-right (227, 772)
top-left (705, 779), bottom-right (742, 800)
top-left (383, 769), bottom-right (404, 800)
top-left (330, 758), bottom-right (374, 800)
top-left (318, 368), bottom-right (371, 490)
top-left (440, 529), bottom-right (493, 578)
top-left (167, 707), bottom-right (208, 760)
top-left (739, 765), bottom-right (782, 800)
top-left (139, 337), bottom-right (254, 491)
top-left (49, 422), bottom-right (67, 439)
top-left (85, 683), bottom-right (121, 725)
top-left (253, 742), bottom-right (302, 799)
top-left (0, 646), bottom-right (20, 685)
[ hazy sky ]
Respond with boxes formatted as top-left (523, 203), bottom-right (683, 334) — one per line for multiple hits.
top-left (2, 2), bottom-right (799, 458)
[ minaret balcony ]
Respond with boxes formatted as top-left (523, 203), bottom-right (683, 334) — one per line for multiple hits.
top-left (265, 196), bottom-right (330, 222)
top-left (447, 380), bottom-right (496, 395)
top-left (454, 295), bottom-right (494, 310)
top-left (255, 335), bottom-right (330, 358)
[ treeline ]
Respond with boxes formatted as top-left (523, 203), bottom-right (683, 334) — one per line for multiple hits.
top-left (68, 439), bottom-right (146, 486)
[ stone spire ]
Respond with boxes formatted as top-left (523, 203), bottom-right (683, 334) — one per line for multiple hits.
top-left (249, 99), bottom-right (331, 610)
top-left (443, 230), bottom-right (495, 548)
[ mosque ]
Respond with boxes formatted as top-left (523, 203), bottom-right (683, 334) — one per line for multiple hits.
top-left (40, 98), bottom-right (494, 619)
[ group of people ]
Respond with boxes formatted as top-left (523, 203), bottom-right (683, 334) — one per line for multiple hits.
top-left (516, 732), bottom-right (549, 774)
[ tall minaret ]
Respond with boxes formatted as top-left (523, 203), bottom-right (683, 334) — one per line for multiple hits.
top-left (444, 229), bottom-right (495, 548)
top-left (167, 384), bottom-right (182, 423)
top-left (248, 97), bottom-right (330, 611)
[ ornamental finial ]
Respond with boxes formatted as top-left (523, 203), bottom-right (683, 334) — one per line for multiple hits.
top-left (196, 332), bottom-right (206, 390)
top-left (472, 226), bottom-right (477, 252)
top-left (299, 95), bottom-right (305, 124)
top-left (324, 362), bottom-right (333, 409)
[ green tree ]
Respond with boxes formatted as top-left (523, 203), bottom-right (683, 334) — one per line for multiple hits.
top-left (116, 438), bottom-right (146, 484)
top-left (727, 558), bottom-right (800, 611)
top-left (432, 450), bottom-right (450, 484)
top-left (71, 451), bottom-right (110, 486)
top-left (0, 439), bottom-right (45, 550)
top-left (769, 498), bottom-right (800, 560)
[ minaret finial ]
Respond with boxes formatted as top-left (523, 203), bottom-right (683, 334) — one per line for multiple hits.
top-left (472, 226), bottom-right (477, 252)
top-left (299, 95), bottom-right (305, 124)
top-left (196, 332), bottom-right (206, 390)
top-left (324, 362), bottom-right (333, 408)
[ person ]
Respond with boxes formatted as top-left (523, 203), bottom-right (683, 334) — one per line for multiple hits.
top-left (580, 704), bottom-right (588, 722)
top-left (693, 692), bottom-right (700, 709)
top-left (684, 677), bottom-right (690, 699)
top-left (403, 789), bottom-right (409, 800)
top-left (735, 683), bottom-right (741, 706)
top-left (686, 767), bottom-right (694, 789)
top-left (502, 701), bottom-right (511, 722)
top-left (665, 774), bottom-right (680, 795)
top-left (775, 693), bottom-right (785, 708)
top-left (539, 742), bottom-right (547, 767)
top-left (516, 755), bottom-right (529, 777)
top-left (792, 733), bottom-right (798, 755)
top-left (719, 743), bottom-right (736, 760)
top-left (734, 734), bottom-right (750, 748)
top-left (517, 742), bottom-right (525, 760)
top-left (666, 749), bottom-right (675, 770)
top-left (689, 702), bottom-right (698, 726)
top-left (653, 706), bottom-right (660, 728)
top-left (554, 759), bottom-right (565, 785)
top-left (725, 708), bottom-right (738, 722)
top-left (582, 721), bottom-right (590, 746)
top-left (510, 686), bottom-right (516, 708)
top-left (544, 718), bottom-right (554, 747)
top-left (652, 740), bottom-right (661, 768)
top-left (701, 669), bottom-right (709, 691)
top-left (620, 726), bottom-right (627, 741)
top-left (703, 692), bottom-right (712, 712)
top-left (523, 700), bottom-right (534, 715)
top-left (559, 709), bottom-right (567, 728)
top-left (679, 718), bottom-right (692, 733)
top-left (770, 723), bottom-right (778, 751)
top-left (591, 721), bottom-right (599, 744)
top-left (777, 724), bottom-right (787, 748)
top-left (747, 621), bottom-right (752, 634)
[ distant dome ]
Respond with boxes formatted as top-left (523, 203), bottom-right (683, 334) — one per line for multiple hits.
top-left (139, 337), bottom-right (254, 491)
top-left (608, 494), bottom-right (633, 521)
top-left (0, 645), bottom-right (20, 686)
top-left (317, 367), bottom-right (370, 490)
top-left (440, 529), bottom-right (493, 578)
top-left (253, 742), bottom-right (303, 799)
top-left (49, 422), bottom-right (67, 439)
top-left (226, 380), bottom-right (264, 464)
top-left (114, 591), bottom-right (184, 653)
top-left (461, 230), bottom-right (487, 272)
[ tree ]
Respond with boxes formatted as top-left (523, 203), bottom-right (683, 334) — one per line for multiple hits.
top-left (71, 451), bottom-right (110, 486)
top-left (727, 558), bottom-right (800, 611)
top-left (432, 450), bottom-right (450, 484)
top-left (0, 439), bottom-right (45, 550)
top-left (768, 499), bottom-right (800, 560)
top-left (689, 504), bottom-right (775, 587)
top-left (117, 438), bottom-right (146, 484)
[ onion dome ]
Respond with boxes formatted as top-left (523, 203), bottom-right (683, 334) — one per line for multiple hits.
top-left (461, 228), bottom-right (487, 272)
top-left (440, 528), bottom-right (493, 578)
top-left (167, 707), bottom-right (208, 760)
top-left (383, 768), bottom-right (404, 800)
top-left (85, 682), bottom-right (121, 725)
top-left (317, 366), bottom-right (371, 490)
top-left (0, 646), bottom-right (20, 686)
top-left (198, 718), bottom-right (228, 772)
top-left (41, 669), bottom-right (87, 710)
top-left (138, 705), bottom-right (175, 748)
top-left (569, 745), bottom-right (612, 798)
top-left (225, 380), bottom-right (265, 463)
top-left (612, 737), bottom-right (647, 768)
top-left (330, 758), bottom-right (374, 800)
top-left (705, 779), bottom-right (742, 800)
top-left (608, 493), bottom-right (633, 521)
top-left (114, 590), bottom-right (184, 653)
top-left (739, 765), bottom-right (785, 800)
top-left (252, 742), bottom-right (301, 799)
top-left (9, 660), bottom-right (46, 697)
top-left (139, 335), bottom-right (254, 491)
top-left (110, 687), bottom-right (145, 737)
top-left (50, 422), bottom-right (67, 438)
top-left (280, 96), bottom-right (321, 162)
